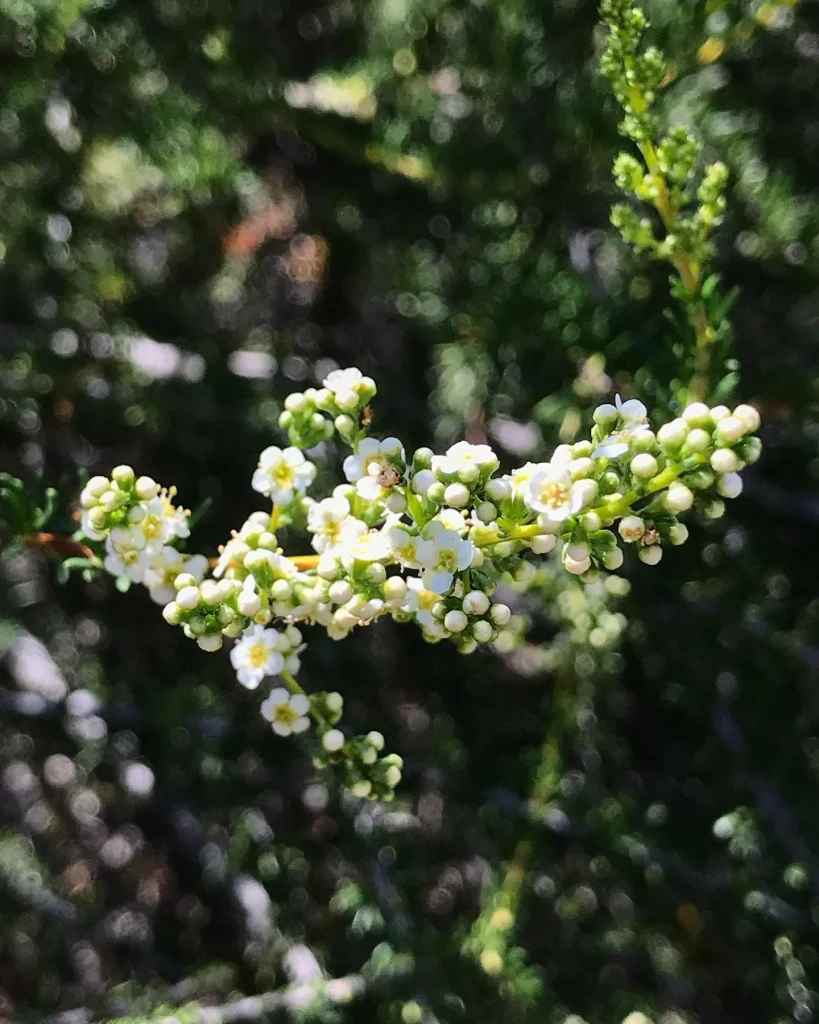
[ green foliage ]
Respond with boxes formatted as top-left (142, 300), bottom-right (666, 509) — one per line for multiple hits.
top-left (1, 0), bottom-right (818, 1023)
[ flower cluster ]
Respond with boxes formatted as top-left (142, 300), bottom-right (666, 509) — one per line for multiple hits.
top-left (79, 468), bottom-right (205, 603)
top-left (79, 368), bottom-right (761, 799)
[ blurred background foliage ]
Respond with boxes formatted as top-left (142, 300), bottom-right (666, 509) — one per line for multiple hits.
top-left (2, 0), bottom-right (819, 1021)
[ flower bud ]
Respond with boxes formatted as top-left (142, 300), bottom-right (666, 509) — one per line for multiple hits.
top-left (630, 453), bottom-right (658, 479)
top-left (657, 419), bottom-right (687, 447)
top-left (569, 457), bottom-right (595, 480)
top-left (710, 448), bottom-right (739, 474)
top-left (739, 436), bottom-right (762, 464)
top-left (238, 590), bottom-right (262, 616)
top-left (326, 692), bottom-right (343, 713)
top-left (332, 413), bottom-right (354, 436)
top-left (162, 602), bottom-right (182, 624)
top-left (685, 428), bottom-right (710, 453)
top-left (174, 573), bottom-right (196, 590)
top-left (364, 564), bottom-right (386, 585)
top-left (384, 765), bottom-right (402, 788)
top-left (476, 501), bottom-right (497, 524)
top-left (383, 576), bottom-right (407, 604)
top-left (733, 404), bottom-right (760, 434)
top-left (285, 392), bottom-right (309, 413)
top-left (463, 590), bottom-right (490, 616)
top-left (582, 512), bottom-right (602, 533)
top-left (135, 476), bottom-right (160, 500)
top-left (593, 403), bottom-right (618, 426)
top-left (717, 472), bottom-right (743, 499)
top-left (566, 541), bottom-right (589, 562)
top-left (716, 416), bottom-right (744, 443)
top-left (485, 477), bottom-right (513, 503)
top-left (603, 546), bottom-right (624, 570)
top-left (322, 729), bottom-right (345, 753)
top-left (639, 546), bottom-right (663, 566)
top-left (326, 581), bottom-right (352, 604)
top-left (619, 515), bottom-right (645, 543)
top-left (531, 534), bottom-right (556, 554)
top-left (111, 465), bottom-right (135, 485)
top-left (564, 554), bottom-right (591, 575)
top-left (710, 405), bottom-right (730, 422)
top-left (385, 491), bottom-right (408, 514)
top-left (490, 603), bottom-right (511, 626)
top-left (444, 609), bottom-right (468, 633)
top-left (199, 581), bottom-right (222, 607)
top-left (470, 547), bottom-right (485, 568)
top-left (412, 470), bottom-right (436, 497)
top-left (666, 482), bottom-right (694, 513)
top-left (270, 579), bottom-right (292, 601)
top-left (705, 499), bottom-right (726, 519)
top-left (85, 475), bottom-right (109, 497)
top-left (472, 620), bottom-right (493, 643)
top-left (335, 389), bottom-right (359, 411)
top-left (444, 482), bottom-right (470, 508)
top-left (515, 561), bottom-right (535, 583)
top-left (87, 506), bottom-right (108, 529)
top-left (682, 402), bottom-right (710, 427)
top-left (176, 586), bottom-right (200, 610)
top-left (101, 489), bottom-right (125, 511)
top-left (197, 633), bottom-right (223, 652)
top-left (669, 523), bottom-right (689, 545)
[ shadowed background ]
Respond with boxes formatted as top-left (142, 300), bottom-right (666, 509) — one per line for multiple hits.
top-left (2, 0), bottom-right (819, 1021)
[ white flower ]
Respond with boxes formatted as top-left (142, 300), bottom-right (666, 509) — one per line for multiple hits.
top-left (260, 687), bottom-right (311, 736)
top-left (339, 529), bottom-right (391, 568)
top-left (324, 367), bottom-right (362, 393)
top-left (388, 527), bottom-right (424, 568)
top-left (523, 465), bottom-right (589, 524)
top-left (510, 462), bottom-right (540, 498)
top-left (431, 441), bottom-right (498, 481)
top-left (434, 508), bottom-right (469, 535)
top-left (230, 625), bottom-right (284, 690)
top-left (252, 446), bottom-right (315, 505)
top-left (342, 437), bottom-right (405, 501)
top-left (404, 576), bottom-right (441, 628)
top-left (307, 496), bottom-right (363, 553)
top-left (416, 520), bottom-right (474, 594)
top-left (593, 395), bottom-right (652, 459)
top-left (128, 494), bottom-right (190, 549)
top-left (144, 547), bottom-right (208, 605)
top-left (323, 366), bottom-right (368, 408)
top-left (104, 532), bottom-right (152, 582)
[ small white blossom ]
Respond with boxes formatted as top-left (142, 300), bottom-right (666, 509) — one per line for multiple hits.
top-left (523, 464), bottom-right (589, 524)
top-left (252, 446), bottom-right (316, 505)
top-left (343, 437), bottom-right (405, 501)
top-left (307, 496), bottom-right (365, 553)
top-left (404, 577), bottom-right (442, 628)
top-left (339, 529), bottom-right (391, 568)
top-left (431, 441), bottom-right (498, 481)
top-left (144, 547), bottom-right (208, 605)
top-left (593, 395), bottom-right (651, 458)
top-left (388, 527), bottom-right (424, 568)
top-left (230, 626), bottom-right (284, 690)
top-left (260, 687), bottom-right (311, 736)
top-left (416, 520), bottom-right (474, 594)
top-left (323, 366), bottom-right (370, 409)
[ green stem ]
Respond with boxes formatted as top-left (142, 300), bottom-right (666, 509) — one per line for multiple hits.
top-left (594, 464), bottom-right (679, 523)
top-left (281, 668), bottom-right (306, 696)
top-left (626, 89), bottom-right (714, 400)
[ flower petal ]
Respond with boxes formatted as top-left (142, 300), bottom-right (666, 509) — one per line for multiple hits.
top-left (289, 693), bottom-right (310, 716)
